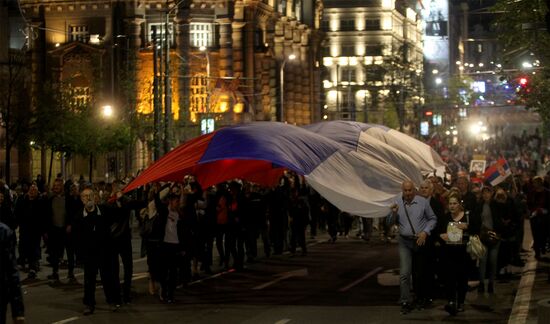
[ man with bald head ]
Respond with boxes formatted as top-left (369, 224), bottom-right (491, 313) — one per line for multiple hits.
top-left (388, 180), bottom-right (437, 314)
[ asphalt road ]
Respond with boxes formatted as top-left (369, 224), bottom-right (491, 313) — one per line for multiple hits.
top-left (16, 233), bottom-right (518, 324)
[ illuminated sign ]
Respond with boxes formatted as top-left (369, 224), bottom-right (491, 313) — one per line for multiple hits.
top-left (201, 118), bottom-right (215, 134)
top-left (422, 0), bottom-right (449, 77)
top-left (420, 121), bottom-right (430, 136)
top-left (471, 81), bottom-right (486, 93)
top-left (433, 114), bottom-right (442, 126)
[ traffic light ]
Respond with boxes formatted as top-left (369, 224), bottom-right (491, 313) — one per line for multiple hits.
top-left (516, 76), bottom-right (531, 103)
top-left (519, 77), bottom-right (528, 86)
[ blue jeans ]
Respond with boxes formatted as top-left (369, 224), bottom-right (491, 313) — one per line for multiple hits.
top-left (398, 235), bottom-right (431, 303)
top-left (479, 241), bottom-right (500, 286)
top-left (399, 236), bottom-right (416, 304)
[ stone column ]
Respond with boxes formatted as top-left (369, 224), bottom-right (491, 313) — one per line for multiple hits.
top-left (217, 19), bottom-right (233, 78)
top-left (262, 18), bottom-right (276, 121)
top-left (282, 62), bottom-right (293, 124)
top-left (231, 22), bottom-right (246, 79)
top-left (124, 18), bottom-right (144, 49)
top-left (243, 6), bottom-right (259, 121)
top-left (274, 20), bottom-right (284, 60)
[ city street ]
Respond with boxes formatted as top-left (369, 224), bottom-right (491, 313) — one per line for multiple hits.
top-left (17, 230), bottom-right (519, 324)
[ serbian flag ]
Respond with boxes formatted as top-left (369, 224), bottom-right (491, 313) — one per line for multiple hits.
top-left (484, 158), bottom-right (512, 186)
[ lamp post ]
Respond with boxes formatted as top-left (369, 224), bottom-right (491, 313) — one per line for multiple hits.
top-left (279, 53), bottom-right (296, 122)
top-left (163, 0), bottom-right (187, 150)
top-left (199, 45), bottom-right (213, 133)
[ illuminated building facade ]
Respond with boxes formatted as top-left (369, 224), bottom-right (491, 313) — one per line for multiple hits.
top-left (14, 0), bottom-right (323, 180)
top-left (321, 0), bottom-right (424, 133)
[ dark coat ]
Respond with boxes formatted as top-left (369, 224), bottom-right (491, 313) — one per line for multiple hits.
top-left (470, 200), bottom-right (507, 237)
top-left (0, 221), bottom-right (24, 318)
top-left (72, 205), bottom-right (113, 261)
top-left (15, 195), bottom-right (47, 236)
top-left (149, 195), bottom-right (185, 250)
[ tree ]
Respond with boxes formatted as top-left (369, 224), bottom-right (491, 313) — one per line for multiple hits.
top-left (379, 44), bottom-right (424, 132)
top-left (31, 80), bottom-right (133, 182)
top-left (493, 0), bottom-right (550, 134)
top-left (0, 52), bottom-right (31, 183)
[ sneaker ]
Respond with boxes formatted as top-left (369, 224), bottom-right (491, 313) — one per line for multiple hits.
top-left (83, 306), bottom-right (94, 315)
top-left (400, 302), bottom-right (412, 315)
top-left (444, 302), bottom-right (457, 316)
top-left (47, 273), bottom-right (59, 281)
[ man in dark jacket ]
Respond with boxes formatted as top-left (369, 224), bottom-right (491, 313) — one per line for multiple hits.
top-left (15, 184), bottom-right (46, 280)
top-left (73, 188), bottom-right (121, 315)
top-left (0, 221), bottom-right (25, 324)
top-left (45, 178), bottom-right (71, 281)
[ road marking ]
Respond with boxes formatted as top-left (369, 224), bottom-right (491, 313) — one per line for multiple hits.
top-left (339, 266), bottom-right (384, 292)
top-left (274, 319), bottom-right (292, 324)
top-left (252, 268), bottom-right (308, 290)
top-left (51, 316), bottom-right (79, 324)
top-left (508, 260), bottom-right (537, 324)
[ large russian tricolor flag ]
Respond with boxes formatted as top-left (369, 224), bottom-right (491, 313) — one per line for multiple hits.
top-left (483, 158), bottom-right (512, 186)
top-left (123, 121), bottom-right (447, 218)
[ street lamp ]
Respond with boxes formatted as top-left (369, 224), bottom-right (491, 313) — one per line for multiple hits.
top-left (199, 45), bottom-right (214, 134)
top-left (101, 105), bottom-right (114, 118)
top-left (279, 53), bottom-right (296, 122)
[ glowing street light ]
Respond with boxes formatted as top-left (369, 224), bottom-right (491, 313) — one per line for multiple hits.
top-left (102, 105), bottom-right (113, 118)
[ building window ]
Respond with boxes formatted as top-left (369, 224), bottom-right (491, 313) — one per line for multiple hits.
top-left (190, 75), bottom-right (208, 113)
top-left (340, 92), bottom-right (355, 119)
top-left (69, 25), bottom-right (89, 43)
top-left (70, 87), bottom-right (91, 107)
top-left (365, 19), bottom-right (381, 31)
top-left (365, 44), bottom-right (383, 56)
top-left (148, 23), bottom-right (174, 45)
top-left (365, 66), bottom-right (384, 82)
top-left (190, 23), bottom-right (213, 48)
top-left (340, 19), bottom-right (355, 31)
top-left (340, 67), bottom-right (356, 82)
top-left (341, 45), bottom-right (355, 56)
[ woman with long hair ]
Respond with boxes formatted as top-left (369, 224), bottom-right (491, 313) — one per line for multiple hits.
top-left (437, 193), bottom-right (471, 315)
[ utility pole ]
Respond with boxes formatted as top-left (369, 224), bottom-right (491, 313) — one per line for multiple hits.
top-left (164, 13), bottom-right (172, 153)
top-left (152, 26), bottom-right (161, 161)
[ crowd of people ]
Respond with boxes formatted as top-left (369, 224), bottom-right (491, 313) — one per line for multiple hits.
top-left (1, 129), bottom-right (549, 321)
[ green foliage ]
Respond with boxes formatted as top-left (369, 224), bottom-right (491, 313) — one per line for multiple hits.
top-left (378, 44), bottom-right (423, 130)
top-left (493, 0), bottom-right (550, 134)
top-left (0, 53), bottom-right (30, 149)
top-left (493, 0), bottom-right (550, 65)
top-left (31, 81), bottom-right (133, 158)
top-left (516, 70), bottom-right (550, 135)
